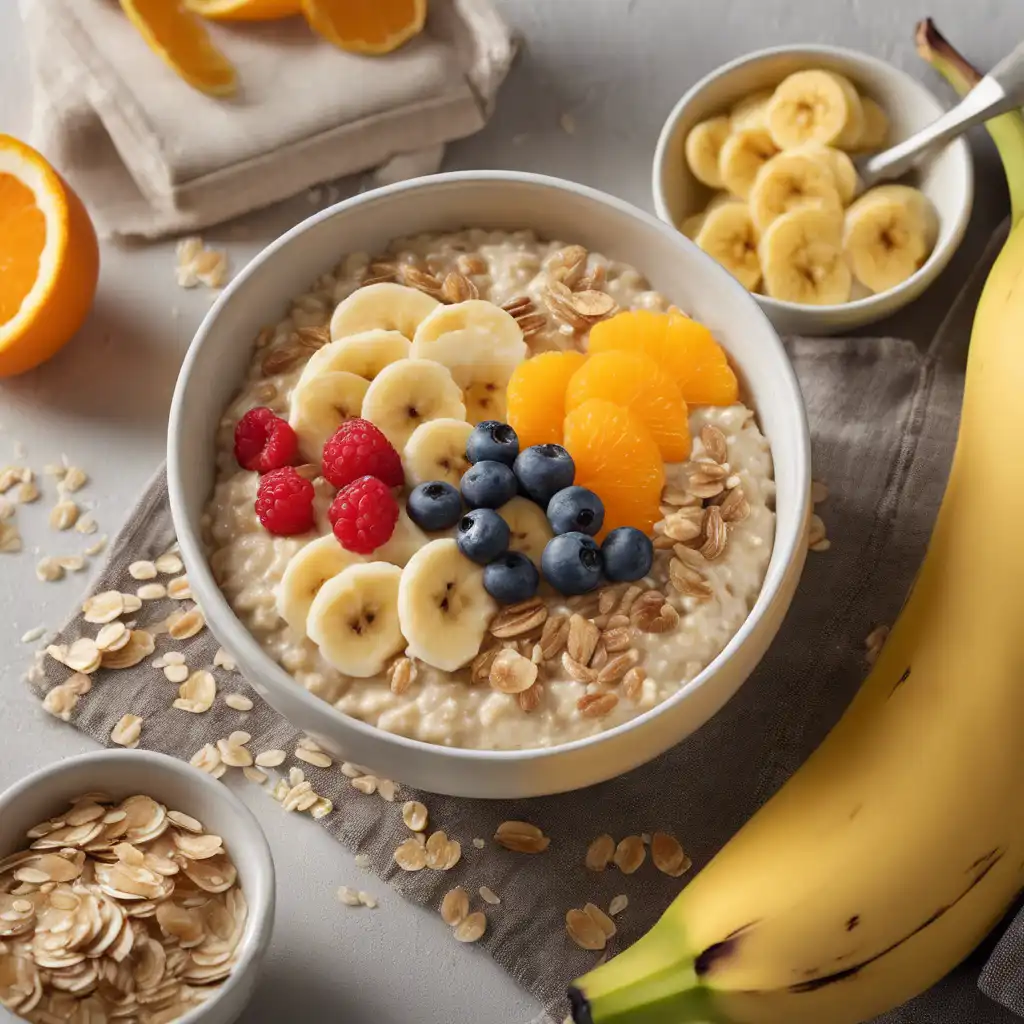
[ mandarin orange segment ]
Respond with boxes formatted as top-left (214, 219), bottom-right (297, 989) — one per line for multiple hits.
top-left (565, 350), bottom-right (691, 462)
top-left (506, 350), bottom-right (587, 449)
top-left (185, 0), bottom-right (302, 20)
top-left (562, 399), bottom-right (665, 539)
top-left (588, 310), bottom-right (740, 406)
top-left (302, 0), bottom-right (426, 55)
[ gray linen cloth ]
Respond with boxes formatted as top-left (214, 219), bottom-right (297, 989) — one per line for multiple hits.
top-left (26, 226), bottom-right (1023, 1024)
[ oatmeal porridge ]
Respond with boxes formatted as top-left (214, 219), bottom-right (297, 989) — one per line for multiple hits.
top-left (202, 228), bottom-right (775, 751)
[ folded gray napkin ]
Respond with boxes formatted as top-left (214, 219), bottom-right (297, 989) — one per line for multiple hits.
top-left (26, 226), bottom-right (1020, 1024)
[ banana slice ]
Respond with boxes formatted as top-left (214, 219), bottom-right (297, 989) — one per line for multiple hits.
top-left (277, 534), bottom-right (363, 632)
top-left (843, 187), bottom-right (938, 294)
top-left (730, 89), bottom-right (774, 132)
top-left (749, 150), bottom-right (843, 233)
top-left (330, 283), bottom-right (440, 341)
top-left (403, 418), bottom-right (474, 488)
top-left (684, 116), bottom-right (732, 188)
top-left (760, 205), bottom-right (851, 305)
top-left (298, 330), bottom-right (411, 388)
top-left (307, 562), bottom-right (405, 678)
top-left (695, 203), bottom-right (762, 291)
top-left (797, 144), bottom-right (859, 205)
top-left (374, 507), bottom-right (430, 567)
top-left (288, 371), bottom-right (370, 461)
top-left (397, 539), bottom-right (497, 672)
top-left (719, 129), bottom-right (778, 200)
top-left (766, 70), bottom-right (865, 151)
top-left (679, 193), bottom-right (736, 240)
top-left (856, 96), bottom-right (890, 151)
top-left (360, 358), bottom-right (467, 451)
top-left (497, 497), bottom-right (553, 566)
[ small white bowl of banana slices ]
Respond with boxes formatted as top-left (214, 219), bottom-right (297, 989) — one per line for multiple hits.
top-left (653, 45), bottom-right (974, 335)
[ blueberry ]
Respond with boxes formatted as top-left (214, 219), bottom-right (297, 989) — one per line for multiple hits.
top-left (601, 527), bottom-right (654, 582)
top-left (547, 486), bottom-right (605, 537)
top-left (466, 421), bottom-right (519, 467)
top-left (514, 444), bottom-right (575, 507)
top-left (483, 551), bottom-right (540, 604)
top-left (457, 509), bottom-right (511, 565)
top-left (407, 481), bottom-right (462, 532)
top-left (460, 460), bottom-right (518, 509)
top-left (541, 532), bottom-right (603, 596)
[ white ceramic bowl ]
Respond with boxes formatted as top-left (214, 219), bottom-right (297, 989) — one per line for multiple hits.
top-left (0, 750), bottom-right (275, 1024)
top-left (652, 45), bottom-right (974, 336)
top-left (168, 170), bottom-right (811, 800)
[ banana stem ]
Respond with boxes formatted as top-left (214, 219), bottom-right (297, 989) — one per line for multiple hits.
top-left (916, 17), bottom-right (1024, 225)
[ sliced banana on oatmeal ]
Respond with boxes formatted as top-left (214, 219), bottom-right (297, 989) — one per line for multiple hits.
top-left (397, 539), bottom-right (497, 673)
top-left (497, 497), bottom-right (553, 567)
top-left (403, 418), bottom-right (474, 488)
top-left (684, 116), bottom-right (732, 188)
top-left (278, 534), bottom-right (364, 632)
top-left (760, 205), bottom-right (851, 305)
top-left (749, 150), bottom-right (843, 233)
top-left (299, 329), bottom-right (411, 386)
top-left (375, 507), bottom-right (430, 567)
top-left (695, 203), bottom-right (762, 291)
top-left (289, 370), bottom-right (370, 461)
top-left (330, 283), bottom-right (440, 341)
top-left (679, 193), bottom-right (738, 240)
top-left (843, 186), bottom-right (938, 294)
top-left (307, 562), bottom-right (405, 678)
top-left (360, 358), bottom-right (466, 451)
top-left (718, 128), bottom-right (778, 200)
top-left (766, 69), bottom-right (865, 150)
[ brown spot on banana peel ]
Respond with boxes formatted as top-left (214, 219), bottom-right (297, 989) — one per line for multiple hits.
top-left (845, 915), bottom-right (860, 931)
top-left (693, 922), bottom-right (761, 977)
top-left (888, 666), bottom-right (912, 697)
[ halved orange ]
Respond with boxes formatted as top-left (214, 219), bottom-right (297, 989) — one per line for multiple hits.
top-left (185, 0), bottom-right (301, 21)
top-left (0, 136), bottom-right (99, 378)
top-left (302, 0), bottom-right (427, 55)
top-left (120, 0), bottom-right (238, 97)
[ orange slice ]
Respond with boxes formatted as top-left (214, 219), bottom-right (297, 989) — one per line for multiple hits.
top-left (506, 350), bottom-right (587, 448)
top-left (185, 0), bottom-right (301, 20)
top-left (589, 309), bottom-right (740, 406)
top-left (120, 0), bottom-right (238, 97)
top-left (565, 350), bottom-right (691, 462)
top-left (302, 0), bottom-right (427, 55)
top-left (0, 136), bottom-right (99, 378)
top-left (563, 399), bottom-right (665, 539)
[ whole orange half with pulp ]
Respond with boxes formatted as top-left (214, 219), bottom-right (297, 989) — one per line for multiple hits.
top-left (565, 349), bottom-right (691, 462)
top-left (120, 0), bottom-right (238, 96)
top-left (506, 349), bottom-right (587, 448)
top-left (588, 309), bottom-right (740, 406)
top-left (562, 399), bottom-right (665, 539)
top-left (302, 0), bottom-right (427, 55)
top-left (0, 136), bottom-right (99, 378)
top-left (185, 0), bottom-right (301, 21)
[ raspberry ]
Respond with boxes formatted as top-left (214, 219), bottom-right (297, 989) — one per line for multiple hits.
top-left (234, 407), bottom-right (298, 473)
top-left (255, 467), bottom-right (315, 536)
top-left (322, 418), bottom-right (403, 490)
top-left (329, 476), bottom-right (399, 554)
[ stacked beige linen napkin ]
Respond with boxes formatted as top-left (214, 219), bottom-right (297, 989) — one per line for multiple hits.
top-left (18, 0), bottom-right (515, 239)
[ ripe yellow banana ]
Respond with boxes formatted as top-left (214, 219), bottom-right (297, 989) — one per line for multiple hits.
top-left (570, 23), bottom-right (1024, 1024)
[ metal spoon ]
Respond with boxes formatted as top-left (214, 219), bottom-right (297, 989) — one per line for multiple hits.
top-left (857, 39), bottom-right (1024, 189)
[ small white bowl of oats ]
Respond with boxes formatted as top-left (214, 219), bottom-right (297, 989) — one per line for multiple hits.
top-left (0, 749), bottom-right (274, 1024)
top-left (168, 171), bottom-right (811, 799)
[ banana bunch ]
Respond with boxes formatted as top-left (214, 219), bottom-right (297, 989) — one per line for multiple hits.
top-left (683, 69), bottom-right (937, 305)
top-left (570, 26), bottom-right (1024, 1024)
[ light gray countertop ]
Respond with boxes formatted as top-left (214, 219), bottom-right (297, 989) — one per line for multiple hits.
top-left (2, 2), bottom-right (1023, 1021)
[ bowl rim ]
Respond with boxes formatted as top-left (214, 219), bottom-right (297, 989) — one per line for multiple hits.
top-left (168, 169), bottom-right (811, 767)
top-left (0, 749), bottom-right (275, 1024)
top-left (651, 42), bottom-right (976, 317)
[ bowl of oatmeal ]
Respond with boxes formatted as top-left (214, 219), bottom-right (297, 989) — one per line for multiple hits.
top-left (168, 171), bottom-right (810, 799)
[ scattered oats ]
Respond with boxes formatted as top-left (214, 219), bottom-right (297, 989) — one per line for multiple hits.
top-left (163, 650), bottom-right (186, 666)
top-left (129, 560), bottom-right (158, 580)
top-left (494, 820), bottom-right (550, 854)
top-left (651, 832), bottom-right (691, 877)
top-left (441, 887), bottom-right (469, 926)
top-left (584, 903), bottom-right (618, 941)
top-left (168, 810), bottom-right (202, 831)
top-left (425, 831), bottom-right (462, 871)
top-left (95, 621), bottom-right (128, 652)
top-left (577, 691), bottom-right (619, 719)
top-left (341, 761), bottom-right (372, 778)
top-left (62, 466), bottom-right (88, 492)
top-left (454, 911), bottom-right (487, 943)
top-left (811, 538), bottom-right (832, 552)
top-left (101, 629), bottom-right (155, 669)
top-left (608, 894), bottom-right (629, 917)
top-left (566, 908), bottom-right (607, 951)
top-left (20, 625), bottom-right (45, 643)
top-left (213, 646), bottom-right (237, 670)
top-left (110, 714), bottom-right (143, 748)
top-left (337, 886), bottom-right (362, 907)
top-left (83, 535), bottom-right (107, 556)
top-left (217, 735), bottom-right (254, 768)
top-left (479, 886), bottom-right (501, 906)
top-left (811, 480), bottom-right (830, 504)
top-left (137, 582), bottom-right (167, 601)
top-left (155, 553), bottom-right (184, 575)
top-left (42, 674), bottom-right (91, 721)
top-left (402, 800), bottom-right (428, 832)
top-left (164, 663), bottom-right (190, 684)
top-left (613, 836), bottom-right (646, 874)
top-left (388, 656), bottom-right (416, 695)
top-left (808, 513), bottom-right (828, 550)
top-left (394, 838), bottom-right (428, 871)
top-left (358, 891), bottom-right (378, 909)
top-left (173, 669), bottom-right (217, 713)
top-left (472, 838), bottom-right (486, 850)
top-left (295, 747), bottom-right (333, 769)
top-left (351, 775), bottom-right (378, 795)
top-left (17, 479), bottom-right (39, 503)
top-left (254, 749), bottom-right (286, 768)
top-left (865, 624), bottom-right (890, 666)
top-left (35, 557), bottom-right (64, 582)
top-left (168, 607), bottom-right (206, 640)
top-left (310, 798), bottom-right (334, 819)
top-left (121, 593), bottom-right (143, 613)
top-left (489, 596), bottom-right (548, 638)
top-left (700, 423), bottom-right (729, 464)
top-left (378, 778), bottom-right (397, 802)
top-left (225, 693), bottom-right (254, 712)
top-left (49, 499), bottom-right (79, 531)
top-left (65, 637), bottom-right (102, 673)
top-left (168, 575), bottom-right (193, 600)
top-left (0, 520), bottom-right (22, 552)
top-left (58, 555), bottom-right (86, 573)
top-left (0, 496), bottom-right (12, 520)
top-left (0, 467), bottom-right (20, 493)
top-left (354, 853), bottom-right (371, 870)
top-left (585, 834), bottom-right (616, 872)
top-left (44, 462), bottom-right (65, 478)
top-left (82, 590), bottom-right (125, 624)
top-left (240, 767), bottom-right (267, 786)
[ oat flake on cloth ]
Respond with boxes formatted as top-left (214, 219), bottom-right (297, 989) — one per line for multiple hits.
top-left (26, 226), bottom-right (1024, 1023)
